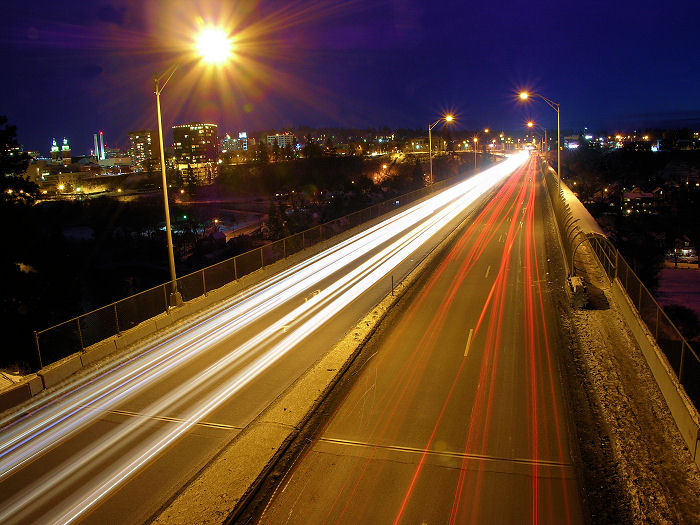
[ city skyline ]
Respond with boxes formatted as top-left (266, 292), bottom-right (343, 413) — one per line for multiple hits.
top-left (2, 1), bottom-right (700, 152)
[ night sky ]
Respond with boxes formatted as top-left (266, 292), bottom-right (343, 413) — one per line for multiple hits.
top-left (2, 0), bottom-right (699, 154)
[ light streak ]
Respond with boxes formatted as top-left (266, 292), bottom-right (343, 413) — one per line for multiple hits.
top-left (0, 155), bottom-right (529, 523)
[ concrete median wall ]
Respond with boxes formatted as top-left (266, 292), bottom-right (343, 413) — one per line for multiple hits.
top-left (0, 375), bottom-right (43, 412)
top-left (37, 353), bottom-right (83, 389)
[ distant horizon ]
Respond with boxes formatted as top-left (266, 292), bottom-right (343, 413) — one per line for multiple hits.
top-left (4, 1), bottom-right (699, 154)
top-left (14, 113), bottom-right (700, 157)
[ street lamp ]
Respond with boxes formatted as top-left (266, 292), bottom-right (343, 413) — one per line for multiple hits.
top-left (527, 121), bottom-right (548, 154)
top-left (428, 114), bottom-right (453, 185)
top-left (155, 26), bottom-right (233, 307)
top-left (519, 91), bottom-right (561, 194)
top-left (473, 136), bottom-right (478, 168)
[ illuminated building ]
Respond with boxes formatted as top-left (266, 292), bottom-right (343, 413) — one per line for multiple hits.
top-left (50, 139), bottom-right (60, 162)
top-left (172, 123), bottom-right (219, 184)
top-left (239, 132), bottom-right (251, 151)
top-left (266, 132), bottom-right (295, 149)
top-left (61, 138), bottom-right (71, 165)
top-left (172, 123), bottom-right (218, 164)
top-left (50, 138), bottom-right (71, 165)
top-left (128, 130), bottom-right (159, 171)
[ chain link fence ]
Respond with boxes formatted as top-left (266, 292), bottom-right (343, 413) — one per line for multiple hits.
top-left (539, 157), bottom-right (699, 410)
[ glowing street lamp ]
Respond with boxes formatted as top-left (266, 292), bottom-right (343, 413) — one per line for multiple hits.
top-left (526, 121), bottom-right (548, 153)
top-left (519, 91), bottom-right (561, 194)
top-left (154, 25), bottom-right (233, 307)
top-left (473, 136), bottom-right (478, 168)
top-left (195, 27), bottom-right (233, 64)
top-left (428, 114), bottom-right (453, 185)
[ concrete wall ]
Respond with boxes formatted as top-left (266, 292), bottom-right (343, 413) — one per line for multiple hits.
top-left (610, 278), bottom-right (700, 466)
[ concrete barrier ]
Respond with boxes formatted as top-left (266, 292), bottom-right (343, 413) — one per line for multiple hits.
top-left (37, 353), bottom-right (83, 389)
top-left (81, 338), bottom-right (118, 367)
top-left (0, 381), bottom-right (33, 412)
top-left (610, 278), bottom-right (700, 465)
top-left (114, 318), bottom-right (159, 351)
top-left (5, 176), bottom-right (474, 413)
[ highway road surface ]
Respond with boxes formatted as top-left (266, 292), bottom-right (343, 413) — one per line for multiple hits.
top-left (256, 155), bottom-right (585, 524)
top-left (0, 154), bottom-right (528, 524)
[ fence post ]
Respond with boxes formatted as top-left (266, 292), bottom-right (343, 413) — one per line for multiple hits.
top-left (202, 270), bottom-right (207, 296)
top-left (638, 282), bottom-right (643, 310)
top-left (283, 238), bottom-right (287, 259)
top-left (234, 256), bottom-right (238, 280)
top-left (33, 330), bottom-right (43, 370)
top-left (260, 247), bottom-right (264, 268)
top-left (111, 304), bottom-right (120, 334)
top-left (77, 318), bottom-right (85, 349)
top-left (655, 307), bottom-right (660, 340)
top-left (163, 284), bottom-right (169, 314)
top-left (679, 342), bottom-right (687, 384)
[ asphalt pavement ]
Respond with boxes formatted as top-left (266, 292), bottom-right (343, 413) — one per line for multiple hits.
top-left (256, 156), bottom-right (585, 524)
top-left (0, 155), bottom-right (528, 524)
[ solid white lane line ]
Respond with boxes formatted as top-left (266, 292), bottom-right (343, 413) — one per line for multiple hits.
top-left (464, 328), bottom-right (474, 357)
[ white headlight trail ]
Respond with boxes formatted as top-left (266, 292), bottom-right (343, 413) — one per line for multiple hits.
top-left (0, 153), bottom-right (528, 524)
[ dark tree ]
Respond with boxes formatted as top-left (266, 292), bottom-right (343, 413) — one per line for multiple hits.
top-left (266, 201), bottom-right (288, 240)
top-left (0, 116), bottom-right (30, 176)
top-left (325, 136), bottom-right (336, 155)
top-left (412, 157), bottom-right (423, 184)
top-left (664, 304), bottom-right (700, 340)
top-left (283, 143), bottom-right (295, 160)
top-left (255, 141), bottom-right (269, 164)
top-left (302, 134), bottom-right (323, 158)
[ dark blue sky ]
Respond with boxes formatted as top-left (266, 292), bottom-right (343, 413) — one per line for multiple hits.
top-left (2, 0), bottom-right (699, 153)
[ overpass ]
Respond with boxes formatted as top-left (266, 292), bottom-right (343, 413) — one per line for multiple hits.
top-left (0, 152), bottom-right (698, 523)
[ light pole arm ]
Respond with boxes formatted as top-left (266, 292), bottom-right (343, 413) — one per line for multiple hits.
top-left (428, 119), bottom-right (442, 131)
top-left (533, 93), bottom-right (560, 113)
top-left (154, 65), bottom-right (179, 96)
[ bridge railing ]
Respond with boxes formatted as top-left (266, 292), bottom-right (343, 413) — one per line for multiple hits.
top-left (32, 172), bottom-right (460, 370)
top-left (538, 157), bottom-right (699, 411)
top-left (589, 236), bottom-right (700, 408)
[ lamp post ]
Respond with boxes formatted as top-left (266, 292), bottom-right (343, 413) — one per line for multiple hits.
top-left (154, 26), bottom-right (233, 307)
top-left (473, 136), bottom-right (478, 168)
top-left (154, 68), bottom-right (182, 306)
top-left (428, 114), bottom-right (453, 186)
top-left (520, 91), bottom-right (561, 194)
top-left (527, 121), bottom-right (548, 154)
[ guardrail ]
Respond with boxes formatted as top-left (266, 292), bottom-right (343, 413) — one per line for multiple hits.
top-left (32, 173), bottom-right (462, 370)
top-left (538, 157), bottom-right (699, 411)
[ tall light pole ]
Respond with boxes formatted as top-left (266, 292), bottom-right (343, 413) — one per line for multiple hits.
top-left (154, 67), bottom-right (182, 306)
top-left (520, 91), bottom-right (561, 194)
top-left (527, 121), bottom-right (547, 154)
top-left (154, 26), bottom-right (233, 307)
top-left (473, 136), bottom-right (478, 168)
top-left (428, 114), bottom-right (453, 186)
